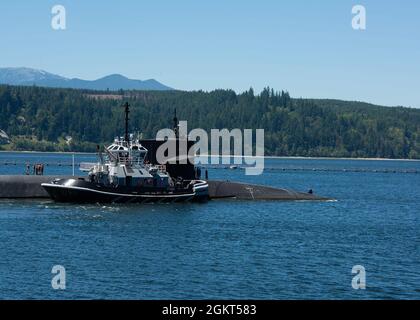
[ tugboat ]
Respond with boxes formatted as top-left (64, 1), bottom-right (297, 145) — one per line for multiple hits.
top-left (41, 103), bottom-right (209, 203)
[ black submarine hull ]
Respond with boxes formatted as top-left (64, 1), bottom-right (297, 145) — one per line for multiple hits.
top-left (0, 175), bottom-right (332, 201)
top-left (41, 178), bottom-right (209, 203)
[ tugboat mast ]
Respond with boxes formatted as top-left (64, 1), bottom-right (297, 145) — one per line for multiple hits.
top-left (123, 102), bottom-right (130, 144)
top-left (173, 108), bottom-right (179, 138)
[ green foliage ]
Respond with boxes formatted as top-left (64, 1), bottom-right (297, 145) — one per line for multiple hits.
top-left (0, 85), bottom-right (419, 159)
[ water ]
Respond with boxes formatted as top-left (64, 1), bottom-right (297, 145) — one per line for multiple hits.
top-left (0, 152), bottom-right (419, 299)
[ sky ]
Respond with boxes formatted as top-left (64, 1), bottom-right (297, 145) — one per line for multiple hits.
top-left (0, 0), bottom-right (419, 107)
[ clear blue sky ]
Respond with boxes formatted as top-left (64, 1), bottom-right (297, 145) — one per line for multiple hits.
top-left (0, 0), bottom-right (419, 107)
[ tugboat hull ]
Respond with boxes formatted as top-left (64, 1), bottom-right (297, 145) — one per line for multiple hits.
top-left (42, 179), bottom-right (209, 203)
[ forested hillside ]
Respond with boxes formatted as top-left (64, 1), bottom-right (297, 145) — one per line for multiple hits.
top-left (0, 85), bottom-right (419, 158)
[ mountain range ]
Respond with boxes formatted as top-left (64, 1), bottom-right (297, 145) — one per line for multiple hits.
top-left (0, 67), bottom-right (173, 91)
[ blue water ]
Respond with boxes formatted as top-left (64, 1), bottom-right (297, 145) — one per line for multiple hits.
top-left (0, 152), bottom-right (419, 299)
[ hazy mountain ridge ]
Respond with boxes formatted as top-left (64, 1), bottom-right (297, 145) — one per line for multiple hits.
top-left (0, 67), bottom-right (173, 91)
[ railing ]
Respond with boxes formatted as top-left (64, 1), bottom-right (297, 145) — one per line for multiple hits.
top-left (79, 162), bottom-right (96, 172)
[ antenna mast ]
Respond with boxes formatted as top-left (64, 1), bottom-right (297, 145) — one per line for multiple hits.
top-left (123, 102), bottom-right (130, 144)
top-left (173, 108), bottom-right (179, 138)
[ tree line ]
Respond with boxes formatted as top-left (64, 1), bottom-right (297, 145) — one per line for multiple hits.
top-left (0, 84), bottom-right (419, 159)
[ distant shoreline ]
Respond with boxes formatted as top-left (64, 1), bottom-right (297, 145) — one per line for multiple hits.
top-left (0, 150), bottom-right (93, 155)
top-left (1, 150), bottom-right (419, 162)
top-left (263, 155), bottom-right (420, 162)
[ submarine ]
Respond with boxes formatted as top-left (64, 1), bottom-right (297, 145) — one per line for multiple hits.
top-left (0, 103), bottom-right (331, 202)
